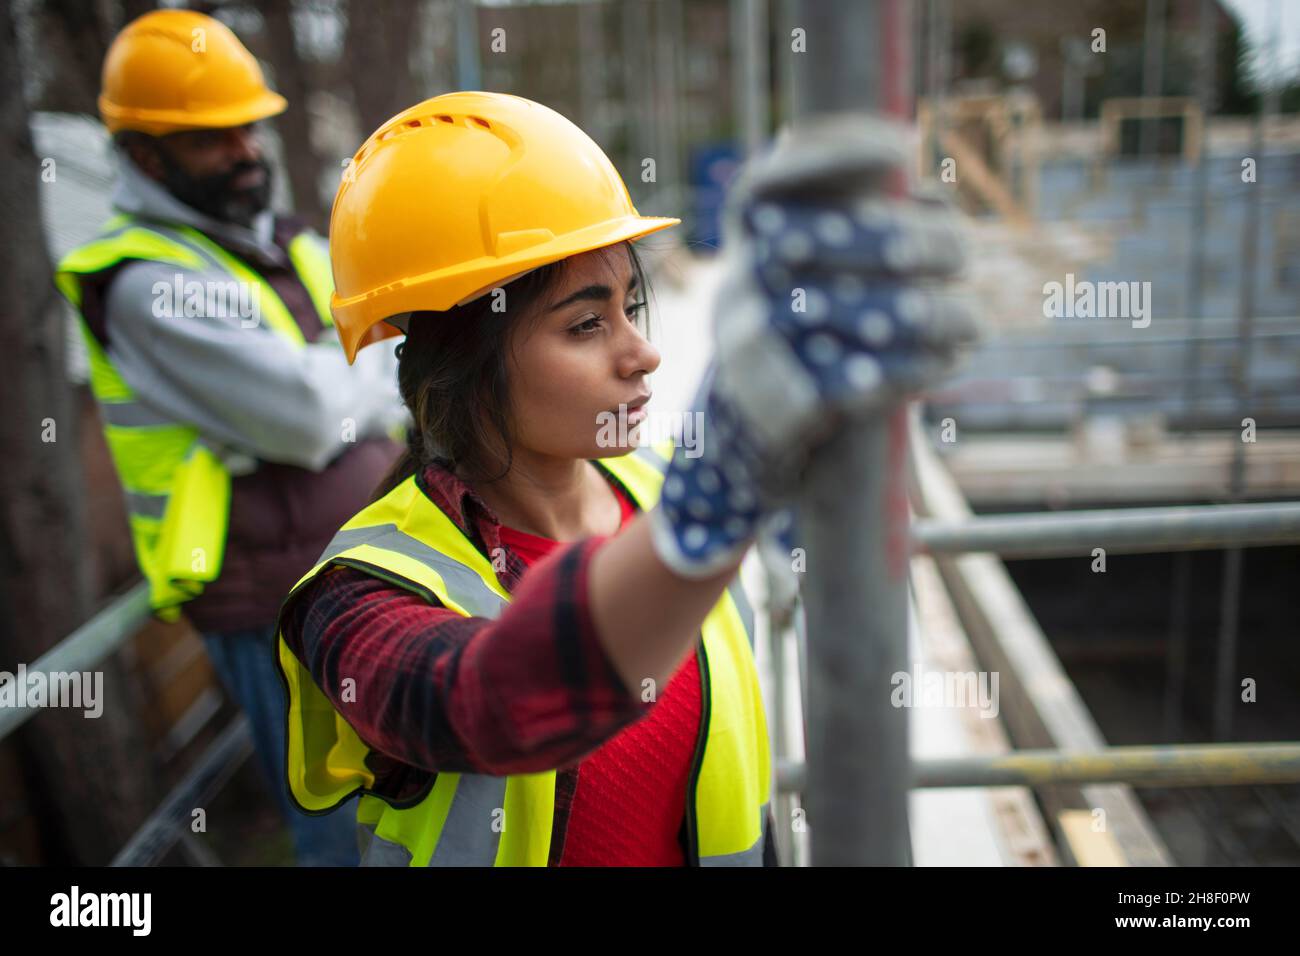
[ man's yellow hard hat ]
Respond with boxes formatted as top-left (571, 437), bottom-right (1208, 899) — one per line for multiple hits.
top-left (99, 9), bottom-right (287, 136)
top-left (329, 91), bottom-right (680, 363)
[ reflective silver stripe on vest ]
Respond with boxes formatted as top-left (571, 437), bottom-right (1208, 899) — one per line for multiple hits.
top-left (357, 776), bottom-right (509, 867)
top-left (358, 821), bottom-right (414, 867)
top-left (116, 220), bottom-right (230, 273)
top-left (317, 524), bottom-right (509, 619)
top-left (699, 802), bottom-right (769, 867)
top-left (427, 774), bottom-right (509, 866)
top-left (99, 400), bottom-right (178, 428)
top-left (320, 523), bottom-right (512, 865)
top-left (192, 435), bottom-right (258, 477)
top-left (726, 577), bottom-right (755, 648)
top-left (126, 490), bottom-right (168, 520)
top-left (94, 219), bottom-right (228, 275)
top-left (97, 219), bottom-right (288, 341)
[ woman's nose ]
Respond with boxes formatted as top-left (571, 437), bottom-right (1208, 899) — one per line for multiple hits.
top-left (620, 325), bottom-right (661, 378)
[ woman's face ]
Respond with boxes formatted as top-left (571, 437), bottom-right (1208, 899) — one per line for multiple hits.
top-left (506, 246), bottom-right (661, 461)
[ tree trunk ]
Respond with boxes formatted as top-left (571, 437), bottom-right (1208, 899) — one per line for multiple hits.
top-left (257, 0), bottom-right (330, 232)
top-left (32, 0), bottom-right (114, 115)
top-left (344, 0), bottom-right (421, 138)
top-left (0, 0), bottom-right (156, 865)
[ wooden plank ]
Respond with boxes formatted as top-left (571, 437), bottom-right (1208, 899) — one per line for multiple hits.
top-left (1059, 810), bottom-right (1129, 866)
top-left (939, 430), bottom-right (1300, 506)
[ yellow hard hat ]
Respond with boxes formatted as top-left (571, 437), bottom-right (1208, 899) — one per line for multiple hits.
top-left (99, 9), bottom-right (287, 136)
top-left (329, 91), bottom-right (680, 363)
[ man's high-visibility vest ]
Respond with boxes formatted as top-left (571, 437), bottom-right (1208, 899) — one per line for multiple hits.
top-left (54, 214), bottom-right (336, 621)
top-left (276, 443), bottom-right (774, 866)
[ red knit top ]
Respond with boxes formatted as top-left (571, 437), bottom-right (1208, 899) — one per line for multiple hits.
top-left (497, 482), bottom-right (703, 866)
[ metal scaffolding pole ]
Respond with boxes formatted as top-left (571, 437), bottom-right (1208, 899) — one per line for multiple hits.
top-left (0, 583), bottom-right (150, 741)
top-left (777, 0), bottom-right (799, 129)
top-left (621, 0), bottom-right (652, 210)
top-left (766, 594), bottom-right (800, 865)
top-left (925, 0), bottom-right (950, 174)
top-left (777, 742), bottom-right (1300, 792)
top-left (455, 0), bottom-right (482, 91)
top-left (1140, 0), bottom-right (1167, 158)
top-left (652, 0), bottom-right (685, 219)
top-left (111, 718), bottom-right (253, 866)
top-left (913, 501), bottom-right (1300, 558)
top-left (1179, 0), bottom-right (1217, 431)
top-left (791, 0), bottom-right (914, 867)
top-left (732, 0), bottom-right (771, 158)
top-left (1214, 0), bottom-right (1281, 742)
top-left (1060, 38), bottom-right (1087, 125)
top-left (1167, 0), bottom-right (1218, 744)
top-left (577, 1), bottom-right (608, 146)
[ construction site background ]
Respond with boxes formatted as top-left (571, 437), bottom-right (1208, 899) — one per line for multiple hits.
top-left (2, 0), bottom-right (1298, 867)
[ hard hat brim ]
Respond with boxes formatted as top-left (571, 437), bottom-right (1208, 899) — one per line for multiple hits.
top-left (334, 213), bottom-right (681, 363)
top-left (100, 90), bottom-right (288, 136)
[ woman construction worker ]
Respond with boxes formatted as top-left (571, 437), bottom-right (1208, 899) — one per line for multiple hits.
top-left (275, 91), bottom-right (973, 866)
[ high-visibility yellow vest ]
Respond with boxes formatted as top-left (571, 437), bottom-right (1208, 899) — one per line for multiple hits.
top-left (54, 214), bottom-right (336, 621)
top-left (275, 443), bottom-right (774, 866)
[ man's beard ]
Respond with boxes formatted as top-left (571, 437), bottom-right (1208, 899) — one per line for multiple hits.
top-left (155, 147), bottom-right (273, 228)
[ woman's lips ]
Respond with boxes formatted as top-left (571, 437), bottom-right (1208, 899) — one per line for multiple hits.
top-left (624, 393), bottom-right (651, 424)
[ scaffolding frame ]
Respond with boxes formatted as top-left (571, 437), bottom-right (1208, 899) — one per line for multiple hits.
top-left (766, 0), bottom-right (1299, 868)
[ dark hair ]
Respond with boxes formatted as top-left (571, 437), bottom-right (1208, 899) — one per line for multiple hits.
top-left (370, 241), bottom-right (653, 501)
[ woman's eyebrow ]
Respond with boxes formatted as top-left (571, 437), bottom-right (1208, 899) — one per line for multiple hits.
top-left (547, 274), bottom-right (639, 313)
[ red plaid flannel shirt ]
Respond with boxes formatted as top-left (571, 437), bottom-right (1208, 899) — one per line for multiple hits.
top-left (277, 460), bottom-right (655, 865)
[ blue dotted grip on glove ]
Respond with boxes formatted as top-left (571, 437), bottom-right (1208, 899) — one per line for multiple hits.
top-left (648, 190), bottom-right (970, 580)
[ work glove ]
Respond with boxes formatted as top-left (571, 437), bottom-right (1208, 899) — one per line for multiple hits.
top-left (648, 114), bottom-right (979, 579)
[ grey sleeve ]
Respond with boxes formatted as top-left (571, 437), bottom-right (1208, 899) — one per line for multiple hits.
top-left (103, 258), bottom-right (406, 472)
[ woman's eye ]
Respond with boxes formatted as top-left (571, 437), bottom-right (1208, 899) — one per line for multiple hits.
top-left (625, 300), bottom-right (647, 319)
top-left (569, 315), bottom-right (603, 337)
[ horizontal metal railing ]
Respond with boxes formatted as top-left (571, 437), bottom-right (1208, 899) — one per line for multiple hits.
top-left (2, 579), bottom-right (253, 865)
top-left (913, 501), bottom-right (1300, 558)
top-left (0, 581), bottom-right (150, 741)
top-left (110, 716), bottom-right (252, 867)
top-left (776, 743), bottom-right (1300, 793)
